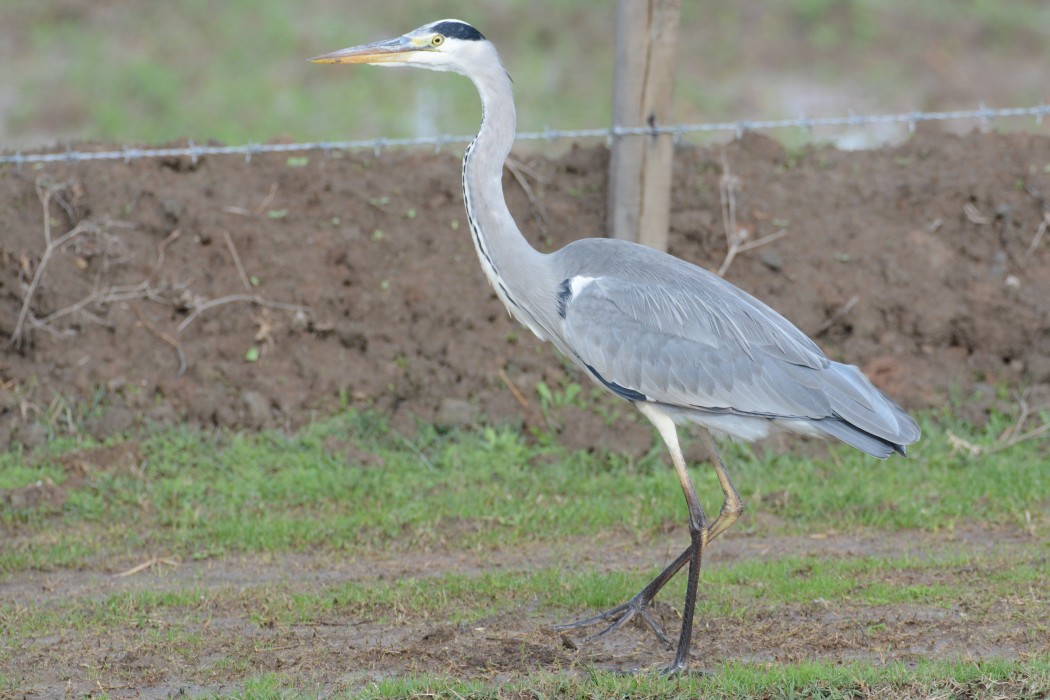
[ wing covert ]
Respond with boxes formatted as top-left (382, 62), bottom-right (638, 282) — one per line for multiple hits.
top-left (560, 273), bottom-right (836, 418)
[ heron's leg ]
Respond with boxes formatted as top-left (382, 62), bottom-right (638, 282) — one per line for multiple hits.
top-left (553, 545), bottom-right (689, 646)
top-left (555, 418), bottom-right (744, 671)
top-left (697, 428), bottom-right (745, 542)
top-left (638, 404), bottom-right (708, 674)
top-left (554, 405), bottom-right (708, 651)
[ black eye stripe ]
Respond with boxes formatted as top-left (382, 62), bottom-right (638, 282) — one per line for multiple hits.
top-left (431, 21), bottom-right (485, 41)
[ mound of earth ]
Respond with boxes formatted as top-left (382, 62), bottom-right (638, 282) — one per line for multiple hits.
top-left (2, 129), bottom-right (1049, 448)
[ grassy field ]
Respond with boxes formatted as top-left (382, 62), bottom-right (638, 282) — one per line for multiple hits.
top-left (2, 406), bottom-right (1048, 572)
top-left (2, 400), bottom-right (1049, 696)
top-left (3, 1), bottom-right (1050, 149)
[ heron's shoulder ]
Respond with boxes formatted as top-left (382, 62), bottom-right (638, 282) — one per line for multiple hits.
top-left (552, 236), bottom-right (828, 370)
top-left (554, 237), bottom-right (710, 280)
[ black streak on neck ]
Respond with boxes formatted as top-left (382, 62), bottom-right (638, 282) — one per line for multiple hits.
top-left (556, 279), bottom-right (572, 319)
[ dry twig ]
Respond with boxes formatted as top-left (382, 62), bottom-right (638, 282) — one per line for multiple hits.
top-left (497, 367), bottom-right (545, 429)
top-left (223, 230), bottom-right (253, 292)
top-left (963, 202), bottom-right (990, 225)
top-left (252, 182), bottom-right (279, 216)
top-left (498, 368), bottom-right (532, 413)
top-left (222, 182), bottom-right (279, 217)
top-left (24, 227), bottom-right (184, 342)
top-left (132, 305), bottom-right (188, 378)
top-left (114, 555), bottom-right (179, 578)
top-left (30, 227), bottom-right (181, 335)
top-left (949, 389), bottom-right (1050, 457)
top-left (1023, 212), bottom-right (1049, 259)
top-left (11, 179), bottom-right (99, 346)
top-left (505, 156), bottom-right (550, 232)
top-left (176, 295), bottom-right (306, 334)
top-left (987, 422), bottom-right (1050, 455)
top-left (11, 176), bottom-right (310, 375)
top-left (172, 220), bottom-right (308, 339)
top-left (716, 153), bottom-right (787, 277)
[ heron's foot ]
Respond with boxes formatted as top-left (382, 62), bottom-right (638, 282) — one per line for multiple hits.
top-left (658, 660), bottom-right (713, 677)
top-left (554, 594), bottom-right (673, 648)
top-left (660, 657), bottom-right (689, 676)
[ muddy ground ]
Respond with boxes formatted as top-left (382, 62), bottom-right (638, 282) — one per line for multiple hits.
top-left (2, 130), bottom-right (1050, 695)
top-left (3, 528), bottom-right (1047, 697)
top-left (2, 129), bottom-right (1050, 449)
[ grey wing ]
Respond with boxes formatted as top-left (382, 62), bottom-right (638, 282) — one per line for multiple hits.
top-left (559, 273), bottom-right (918, 447)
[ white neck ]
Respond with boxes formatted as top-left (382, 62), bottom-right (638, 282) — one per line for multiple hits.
top-left (460, 50), bottom-right (550, 335)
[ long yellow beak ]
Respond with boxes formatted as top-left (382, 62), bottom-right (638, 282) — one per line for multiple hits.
top-left (308, 36), bottom-right (418, 65)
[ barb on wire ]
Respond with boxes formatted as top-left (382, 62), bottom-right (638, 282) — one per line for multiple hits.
top-left (2, 104), bottom-right (1049, 166)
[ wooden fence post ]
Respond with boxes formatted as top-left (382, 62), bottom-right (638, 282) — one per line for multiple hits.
top-left (607, 0), bottom-right (681, 250)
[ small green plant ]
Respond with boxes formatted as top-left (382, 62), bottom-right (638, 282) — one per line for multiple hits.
top-left (535, 380), bottom-right (585, 412)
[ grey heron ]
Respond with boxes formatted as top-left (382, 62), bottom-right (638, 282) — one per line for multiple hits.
top-left (311, 19), bottom-right (920, 674)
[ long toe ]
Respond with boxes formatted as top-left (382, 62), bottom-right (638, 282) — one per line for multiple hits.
top-left (552, 602), bottom-right (630, 631)
top-left (637, 607), bottom-right (673, 648)
top-left (554, 595), bottom-right (670, 647)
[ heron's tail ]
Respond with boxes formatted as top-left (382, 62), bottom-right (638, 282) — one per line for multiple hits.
top-left (815, 362), bottom-right (921, 459)
top-left (815, 418), bottom-right (907, 458)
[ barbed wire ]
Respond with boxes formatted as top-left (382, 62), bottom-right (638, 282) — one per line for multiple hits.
top-left (2, 103), bottom-right (1048, 167)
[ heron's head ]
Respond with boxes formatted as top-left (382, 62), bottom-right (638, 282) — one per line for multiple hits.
top-left (309, 19), bottom-right (491, 76)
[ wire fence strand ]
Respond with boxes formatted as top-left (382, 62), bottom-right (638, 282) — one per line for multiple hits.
top-left (2, 103), bottom-right (1048, 167)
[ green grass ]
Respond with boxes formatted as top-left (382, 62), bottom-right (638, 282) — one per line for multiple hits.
top-left (396, 658), bottom-right (1050, 700)
top-left (3, 405), bottom-right (1047, 696)
top-left (4, 551), bottom-right (1046, 697)
top-left (4, 1), bottom-right (1050, 148)
top-left (2, 406), bottom-right (1048, 573)
top-left (203, 656), bottom-right (1050, 699)
top-left (3, 541), bottom-right (1046, 642)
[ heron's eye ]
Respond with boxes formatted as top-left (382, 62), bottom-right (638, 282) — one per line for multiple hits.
top-left (431, 34), bottom-right (444, 46)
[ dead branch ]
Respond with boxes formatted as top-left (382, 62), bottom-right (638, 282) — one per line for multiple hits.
top-left (176, 294), bottom-right (307, 334)
top-left (150, 228), bottom-right (182, 279)
top-left (716, 152), bottom-right (786, 277)
top-left (32, 294), bottom-right (103, 330)
top-left (948, 388), bottom-right (1050, 457)
top-left (25, 228), bottom-right (184, 336)
top-left (718, 151), bottom-right (740, 274)
top-left (505, 156), bottom-right (550, 232)
top-left (987, 422), bottom-right (1050, 455)
top-left (11, 176), bottom-right (310, 375)
top-left (176, 228), bottom-right (309, 338)
top-left (11, 180), bottom-right (100, 347)
top-left (999, 388), bottom-right (1033, 444)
